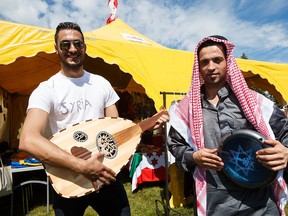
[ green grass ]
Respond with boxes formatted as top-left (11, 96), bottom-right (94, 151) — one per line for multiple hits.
top-left (28, 181), bottom-right (194, 216)
top-left (24, 170), bottom-right (288, 216)
top-left (27, 170), bottom-right (194, 216)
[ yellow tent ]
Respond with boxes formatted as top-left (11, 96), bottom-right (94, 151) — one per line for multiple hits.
top-left (0, 18), bottom-right (287, 147)
top-left (0, 19), bottom-right (194, 107)
top-left (1, 18), bottom-right (288, 106)
top-left (238, 58), bottom-right (288, 106)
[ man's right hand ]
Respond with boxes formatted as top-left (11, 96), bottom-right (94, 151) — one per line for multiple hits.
top-left (193, 148), bottom-right (224, 171)
top-left (81, 152), bottom-right (116, 189)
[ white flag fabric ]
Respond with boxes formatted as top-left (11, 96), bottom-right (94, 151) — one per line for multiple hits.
top-left (106, 0), bottom-right (118, 24)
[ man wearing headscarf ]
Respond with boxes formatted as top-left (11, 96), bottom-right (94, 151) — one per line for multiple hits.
top-left (167, 36), bottom-right (288, 215)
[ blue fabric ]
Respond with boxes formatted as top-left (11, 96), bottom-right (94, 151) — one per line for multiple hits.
top-left (10, 161), bottom-right (28, 168)
top-left (24, 158), bottom-right (41, 164)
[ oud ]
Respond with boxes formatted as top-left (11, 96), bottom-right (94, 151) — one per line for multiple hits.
top-left (45, 110), bottom-right (166, 198)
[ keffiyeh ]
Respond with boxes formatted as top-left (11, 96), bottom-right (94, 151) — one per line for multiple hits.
top-left (175, 36), bottom-right (287, 215)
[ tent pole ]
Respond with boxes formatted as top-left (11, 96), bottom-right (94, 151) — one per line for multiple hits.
top-left (161, 91), bottom-right (170, 216)
top-left (160, 91), bottom-right (187, 216)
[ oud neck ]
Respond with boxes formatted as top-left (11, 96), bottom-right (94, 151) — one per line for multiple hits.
top-left (138, 110), bottom-right (166, 132)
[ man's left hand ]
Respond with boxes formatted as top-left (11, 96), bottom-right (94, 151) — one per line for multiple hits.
top-left (256, 140), bottom-right (288, 171)
top-left (152, 109), bottom-right (170, 130)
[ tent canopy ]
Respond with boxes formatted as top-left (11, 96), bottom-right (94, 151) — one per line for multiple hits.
top-left (0, 19), bottom-right (288, 147)
top-left (1, 18), bottom-right (287, 108)
top-left (0, 19), bottom-right (195, 109)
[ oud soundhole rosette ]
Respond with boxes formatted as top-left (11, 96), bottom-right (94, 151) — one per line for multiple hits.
top-left (96, 131), bottom-right (118, 159)
top-left (73, 131), bottom-right (88, 142)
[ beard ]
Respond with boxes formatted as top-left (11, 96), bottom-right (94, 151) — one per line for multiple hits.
top-left (59, 53), bottom-right (84, 71)
top-left (62, 60), bottom-right (83, 70)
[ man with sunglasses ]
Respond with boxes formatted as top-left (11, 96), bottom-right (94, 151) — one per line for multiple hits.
top-left (19, 22), bottom-right (169, 216)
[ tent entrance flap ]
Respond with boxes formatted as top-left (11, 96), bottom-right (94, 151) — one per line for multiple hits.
top-left (84, 56), bottom-right (145, 93)
top-left (243, 70), bottom-right (284, 105)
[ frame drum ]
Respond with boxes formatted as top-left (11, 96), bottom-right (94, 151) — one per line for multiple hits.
top-left (218, 129), bottom-right (277, 189)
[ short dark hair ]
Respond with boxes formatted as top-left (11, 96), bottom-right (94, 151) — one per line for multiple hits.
top-left (54, 22), bottom-right (84, 44)
top-left (197, 35), bottom-right (228, 58)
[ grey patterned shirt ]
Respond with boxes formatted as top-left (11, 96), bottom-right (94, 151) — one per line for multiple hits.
top-left (168, 85), bottom-right (288, 216)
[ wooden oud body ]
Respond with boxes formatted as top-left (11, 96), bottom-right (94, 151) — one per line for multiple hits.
top-left (45, 117), bottom-right (142, 198)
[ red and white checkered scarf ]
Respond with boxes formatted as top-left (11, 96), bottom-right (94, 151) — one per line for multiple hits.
top-left (175, 36), bottom-right (287, 215)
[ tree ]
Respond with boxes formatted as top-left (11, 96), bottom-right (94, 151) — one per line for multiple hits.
top-left (240, 52), bottom-right (248, 59)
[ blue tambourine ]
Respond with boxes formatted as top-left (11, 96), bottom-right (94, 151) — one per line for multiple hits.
top-left (218, 129), bottom-right (277, 189)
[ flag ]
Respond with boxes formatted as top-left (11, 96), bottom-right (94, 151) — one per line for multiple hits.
top-left (106, 0), bottom-right (118, 25)
top-left (129, 152), bottom-right (166, 191)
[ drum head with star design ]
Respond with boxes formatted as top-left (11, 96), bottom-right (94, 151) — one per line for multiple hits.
top-left (218, 129), bottom-right (277, 189)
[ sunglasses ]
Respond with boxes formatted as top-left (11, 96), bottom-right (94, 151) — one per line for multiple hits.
top-left (59, 40), bottom-right (85, 52)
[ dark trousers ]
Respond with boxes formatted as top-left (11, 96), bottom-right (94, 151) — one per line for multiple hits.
top-left (53, 178), bottom-right (130, 216)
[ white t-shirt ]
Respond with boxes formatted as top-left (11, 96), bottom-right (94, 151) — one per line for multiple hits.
top-left (28, 71), bottom-right (119, 134)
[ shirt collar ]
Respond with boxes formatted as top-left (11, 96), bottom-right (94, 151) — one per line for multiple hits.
top-left (200, 84), bottom-right (232, 108)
